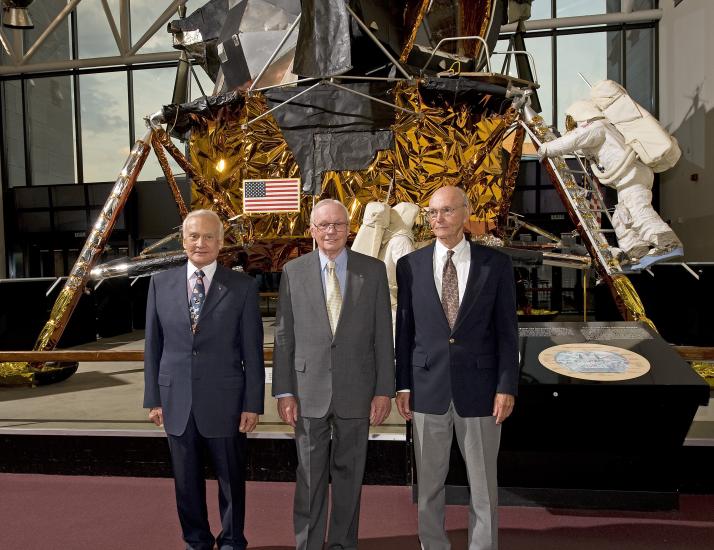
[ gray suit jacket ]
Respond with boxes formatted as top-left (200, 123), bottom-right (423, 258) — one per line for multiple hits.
top-left (143, 264), bottom-right (265, 437)
top-left (272, 249), bottom-right (395, 419)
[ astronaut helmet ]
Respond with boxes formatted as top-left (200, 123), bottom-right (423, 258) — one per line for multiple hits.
top-left (565, 100), bottom-right (603, 131)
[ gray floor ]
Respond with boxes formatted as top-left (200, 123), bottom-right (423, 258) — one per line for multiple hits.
top-left (0, 321), bottom-right (407, 438)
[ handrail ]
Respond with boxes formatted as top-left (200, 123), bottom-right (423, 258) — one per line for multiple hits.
top-left (0, 349), bottom-right (275, 363)
top-left (673, 347), bottom-right (714, 362)
top-left (420, 36), bottom-right (492, 75)
top-left (2, 347), bottom-right (708, 366)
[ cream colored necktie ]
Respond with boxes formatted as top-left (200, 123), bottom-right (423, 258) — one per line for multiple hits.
top-left (325, 260), bottom-right (343, 334)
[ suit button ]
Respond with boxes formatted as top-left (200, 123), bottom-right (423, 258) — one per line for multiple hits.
top-left (192, 350), bottom-right (198, 356)
top-left (331, 344), bottom-right (336, 349)
top-left (449, 338), bottom-right (455, 344)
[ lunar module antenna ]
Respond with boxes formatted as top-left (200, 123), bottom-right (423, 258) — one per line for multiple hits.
top-left (578, 72), bottom-right (592, 88)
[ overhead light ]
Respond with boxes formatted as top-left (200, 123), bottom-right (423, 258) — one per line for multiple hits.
top-left (2, 1), bottom-right (34, 30)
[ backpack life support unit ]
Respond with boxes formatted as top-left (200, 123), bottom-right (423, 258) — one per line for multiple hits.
top-left (590, 80), bottom-right (681, 173)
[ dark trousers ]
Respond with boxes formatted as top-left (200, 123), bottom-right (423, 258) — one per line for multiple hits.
top-left (167, 412), bottom-right (247, 550)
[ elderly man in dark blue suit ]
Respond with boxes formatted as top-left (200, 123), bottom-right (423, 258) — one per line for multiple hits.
top-left (395, 186), bottom-right (519, 550)
top-left (144, 209), bottom-right (265, 550)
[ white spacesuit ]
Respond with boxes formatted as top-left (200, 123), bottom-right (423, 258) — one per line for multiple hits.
top-left (378, 202), bottom-right (420, 318)
top-left (538, 100), bottom-right (682, 264)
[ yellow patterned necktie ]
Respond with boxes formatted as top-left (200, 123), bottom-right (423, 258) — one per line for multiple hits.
top-left (326, 260), bottom-right (343, 334)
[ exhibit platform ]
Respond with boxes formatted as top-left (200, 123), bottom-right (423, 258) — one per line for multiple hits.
top-left (0, 321), bottom-right (711, 509)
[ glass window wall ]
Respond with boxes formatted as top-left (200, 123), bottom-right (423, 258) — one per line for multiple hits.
top-left (80, 72), bottom-right (129, 182)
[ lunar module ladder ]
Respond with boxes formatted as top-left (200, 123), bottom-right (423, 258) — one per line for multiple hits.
top-left (522, 125), bottom-right (618, 273)
top-left (567, 152), bottom-right (616, 237)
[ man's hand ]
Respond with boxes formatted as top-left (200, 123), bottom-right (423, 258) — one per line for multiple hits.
top-left (395, 392), bottom-right (412, 421)
top-left (148, 407), bottom-right (164, 427)
top-left (492, 393), bottom-right (515, 425)
top-left (239, 412), bottom-right (259, 433)
top-left (277, 396), bottom-right (299, 428)
top-left (370, 396), bottom-right (391, 426)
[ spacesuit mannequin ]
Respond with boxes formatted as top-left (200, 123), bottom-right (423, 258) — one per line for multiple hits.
top-left (351, 201), bottom-right (391, 258)
top-left (378, 202), bottom-right (420, 319)
top-left (538, 100), bottom-right (682, 265)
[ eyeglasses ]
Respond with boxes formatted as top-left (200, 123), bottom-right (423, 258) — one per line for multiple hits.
top-left (426, 205), bottom-right (464, 219)
top-left (312, 222), bottom-right (349, 233)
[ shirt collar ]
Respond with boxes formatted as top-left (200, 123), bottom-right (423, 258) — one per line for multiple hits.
top-left (187, 260), bottom-right (217, 280)
top-left (434, 235), bottom-right (468, 259)
top-left (318, 247), bottom-right (348, 270)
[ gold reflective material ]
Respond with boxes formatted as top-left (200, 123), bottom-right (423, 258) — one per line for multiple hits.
top-left (399, 0), bottom-right (432, 63)
top-left (691, 362), bottom-right (714, 387)
top-left (152, 133), bottom-right (189, 219)
top-left (611, 275), bottom-right (657, 331)
top-left (318, 83), bottom-right (518, 232)
top-left (565, 114), bottom-right (577, 132)
top-left (0, 362), bottom-right (35, 386)
top-left (189, 93), bottom-right (312, 241)
top-left (187, 84), bottom-right (518, 241)
top-left (157, 126), bottom-right (240, 224)
top-left (500, 124), bottom-right (526, 226)
top-left (463, 0), bottom-right (492, 58)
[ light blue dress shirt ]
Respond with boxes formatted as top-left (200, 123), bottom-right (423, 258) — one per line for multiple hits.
top-left (318, 247), bottom-right (348, 298)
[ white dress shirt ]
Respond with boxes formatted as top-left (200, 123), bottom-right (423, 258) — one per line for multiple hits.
top-left (186, 260), bottom-right (217, 304)
top-left (433, 236), bottom-right (470, 304)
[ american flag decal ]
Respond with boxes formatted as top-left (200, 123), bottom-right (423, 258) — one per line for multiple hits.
top-left (242, 178), bottom-right (301, 213)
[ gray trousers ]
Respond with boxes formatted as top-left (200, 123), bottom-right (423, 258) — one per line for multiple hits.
top-left (294, 407), bottom-right (370, 550)
top-left (413, 402), bottom-right (501, 550)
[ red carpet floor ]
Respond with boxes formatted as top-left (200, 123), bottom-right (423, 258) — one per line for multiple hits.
top-left (2, 473), bottom-right (713, 549)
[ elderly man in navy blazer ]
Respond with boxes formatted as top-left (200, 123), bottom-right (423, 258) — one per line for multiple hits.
top-left (144, 209), bottom-right (265, 550)
top-left (395, 186), bottom-right (519, 550)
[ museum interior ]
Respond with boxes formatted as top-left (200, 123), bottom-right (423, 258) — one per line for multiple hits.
top-left (0, 1), bottom-right (713, 549)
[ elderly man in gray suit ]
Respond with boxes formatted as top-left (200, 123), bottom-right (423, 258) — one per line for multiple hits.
top-left (144, 209), bottom-right (264, 550)
top-left (273, 198), bottom-right (395, 550)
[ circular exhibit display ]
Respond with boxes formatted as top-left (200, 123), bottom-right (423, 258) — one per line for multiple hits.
top-left (538, 343), bottom-right (651, 381)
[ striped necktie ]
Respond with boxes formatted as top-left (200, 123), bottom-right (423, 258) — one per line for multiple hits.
top-left (189, 269), bottom-right (206, 333)
top-left (325, 260), bottom-right (342, 334)
top-left (441, 250), bottom-right (459, 329)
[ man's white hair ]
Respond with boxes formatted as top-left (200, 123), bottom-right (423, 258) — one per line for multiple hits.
top-left (182, 209), bottom-right (224, 242)
top-left (310, 199), bottom-right (350, 224)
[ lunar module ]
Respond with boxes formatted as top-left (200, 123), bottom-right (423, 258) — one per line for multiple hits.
top-left (1, 0), bottom-right (659, 385)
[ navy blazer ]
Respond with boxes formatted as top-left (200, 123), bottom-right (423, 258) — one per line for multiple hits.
top-left (395, 242), bottom-right (519, 417)
top-left (143, 264), bottom-right (265, 437)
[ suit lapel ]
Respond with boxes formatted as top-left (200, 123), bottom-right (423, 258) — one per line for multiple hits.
top-left (418, 244), bottom-right (451, 333)
top-left (452, 242), bottom-right (491, 333)
top-left (196, 265), bottom-right (230, 323)
top-left (335, 250), bottom-right (364, 338)
top-left (304, 251), bottom-right (333, 337)
top-left (169, 265), bottom-right (193, 333)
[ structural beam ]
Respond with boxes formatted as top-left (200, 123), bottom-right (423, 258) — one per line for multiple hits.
top-left (128, 0), bottom-right (187, 56)
top-left (0, 51), bottom-right (182, 75)
top-left (21, 0), bottom-right (82, 66)
top-left (500, 9), bottom-right (663, 33)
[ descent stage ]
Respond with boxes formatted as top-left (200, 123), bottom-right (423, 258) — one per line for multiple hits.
top-left (0, 321), bottom-right (710, 509)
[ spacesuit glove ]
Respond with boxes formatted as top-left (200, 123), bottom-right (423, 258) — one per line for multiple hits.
top-left (536, 144), bottom-right (549, 162)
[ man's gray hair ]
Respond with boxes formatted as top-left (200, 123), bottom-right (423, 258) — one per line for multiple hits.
top-left (310, 199), bottom-right (350, 224)
top-left (182, 209), bottom-right (224, 242)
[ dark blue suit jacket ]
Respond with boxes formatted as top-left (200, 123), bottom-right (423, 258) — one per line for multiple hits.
top-left (395, 241), bottom-right (519, 417)
top-left (143, 264), bottom-right (265, 437)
